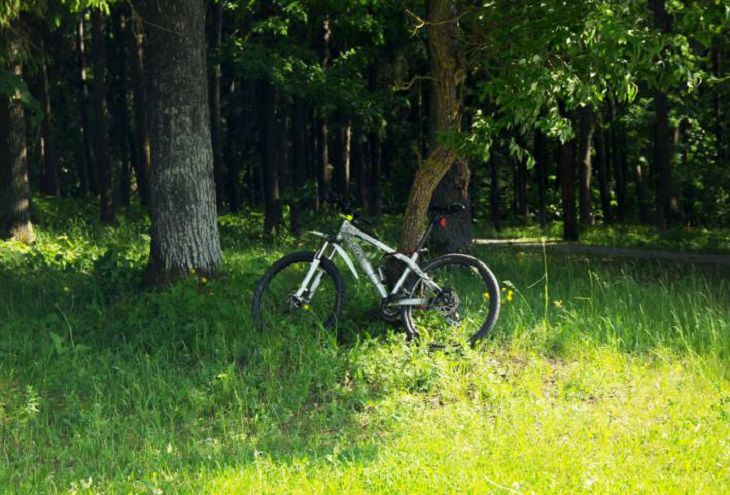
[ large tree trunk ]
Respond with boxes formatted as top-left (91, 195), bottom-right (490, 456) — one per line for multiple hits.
top-left (577, 105), bottom-right (595, 226)
top-left (76, 17), bottom-right (93, 195)
top-left (142, 0), bottom-right (222, 283)
top-left (559, 138), bottom-right (578, 241)
top-left (91, 10), bottom-right (115, 224)
top-left (0, 55), bottom-right (34, 244)
top-left (651, 0), bottom-right (681, 228)
top-left (128, 12), bottom-right (151, 206)
top-left (40, 31), bottom-right (60, 197)
top-left (209, 0), bottom-right (225, 211)
top-left (399, 0), bottom-right (463, 253)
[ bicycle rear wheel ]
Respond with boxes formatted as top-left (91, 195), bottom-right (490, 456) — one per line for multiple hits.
top-left (402, 254), bottom-right (500, 348)
top-left (252, 251), bottom-right (344, 330)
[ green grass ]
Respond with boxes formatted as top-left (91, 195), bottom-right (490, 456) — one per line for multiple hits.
top-left (1, 198), bottom-right (728, 493)
top-left (477, 221), bottom-right (730, 254)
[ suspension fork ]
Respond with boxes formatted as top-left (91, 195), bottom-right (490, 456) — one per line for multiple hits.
top-left (294, 242), bottom-right (333, 300)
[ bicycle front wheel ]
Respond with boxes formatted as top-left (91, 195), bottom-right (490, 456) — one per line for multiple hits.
top-left (402, 254), bottom-right (500, 348)
top-left (252, 251), bottom-right (344, 331)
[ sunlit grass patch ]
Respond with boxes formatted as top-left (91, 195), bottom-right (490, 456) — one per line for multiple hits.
top-left (1, 204), bottom-right (728, 493)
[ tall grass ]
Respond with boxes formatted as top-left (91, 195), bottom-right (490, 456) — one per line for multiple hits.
top-left (0, 199), bottom-right (728, 493)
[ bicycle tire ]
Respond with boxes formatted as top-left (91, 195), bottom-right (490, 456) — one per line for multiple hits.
top-left (402, 253), bottom-right (500, 347)
top-left (252, 251), bottom-right (345, 330)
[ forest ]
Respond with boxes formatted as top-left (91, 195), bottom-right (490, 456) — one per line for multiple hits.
top-left (1, 0), bottom-right (729, 493)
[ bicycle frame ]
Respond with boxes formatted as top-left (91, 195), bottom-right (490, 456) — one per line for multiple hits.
top-left (295, 218), bottom-right (440, 307)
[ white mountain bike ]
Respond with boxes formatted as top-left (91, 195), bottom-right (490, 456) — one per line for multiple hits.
top-left (252, 204), bottom-right (501, 348)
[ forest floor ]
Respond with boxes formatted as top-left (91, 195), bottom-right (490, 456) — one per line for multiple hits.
top-left (1, 198), bottom-right (728, 494)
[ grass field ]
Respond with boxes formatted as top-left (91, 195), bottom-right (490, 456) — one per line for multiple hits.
top-left (1, 199), bottom-right (728, 494)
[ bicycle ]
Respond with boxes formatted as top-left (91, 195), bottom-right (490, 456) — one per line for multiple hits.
top-left (252, 203), bottom-right (501, 348)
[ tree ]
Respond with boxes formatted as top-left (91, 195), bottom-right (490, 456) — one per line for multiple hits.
top-left (91, 9), bottom-right (115, 223)
top-left (141, 0), bottom-right (222, 283)
top-left (399, 0), bottom-right (463, 253)
top-left (0, 34), bottom-right (34, 243)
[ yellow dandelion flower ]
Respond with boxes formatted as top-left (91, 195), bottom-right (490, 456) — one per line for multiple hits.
top-left (506, 290), bottom-right (514, 303)
top-left (200, 276), bottom-right (207, 284)
top-left (483, 292), bottom-right (491, 301)
top-left (303, 304), bottom-right (310, 311)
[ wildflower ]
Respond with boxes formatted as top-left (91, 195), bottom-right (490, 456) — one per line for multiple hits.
top-left (482, 291), bottom-right (490, 301)
top-left (553, 299), bottom-right (563, 309)
top-left (200, 276), bottom-right (207, 285)
top-left (506, 290), bottom-right (514, 303)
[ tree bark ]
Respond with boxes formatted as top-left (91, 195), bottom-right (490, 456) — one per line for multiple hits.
top-left (368, 130), bottom-right (382, 216)
top-left (142, 0), bottom-right (223, 283)
top-left (514, 155), bottom-right (528, 225)
top-left (259, 78), bottom-right (282, 234)
top-left (128, 12), bottom-right (151, 206)
top-left (332, 122), bottom-right (351, 203)
top-left (577, 105), bottom-right (595, 226)
top-left (290, 96), bottom-right (307, 233)
top-left (91, 10), bottom-right (115, 223)
top-left (534, 132), bottom-right (548, 228)
top-left (489, 151), bottom-right (501, 231)
top-left (0, 55), bottom-right (34, 243)
top-left (595, 124), bottom-right (612, 224)
top-left (76, 17), bottom-right (93, 195)
top-left (399, 0), bottom-right (464, 253)
top-left (651, 0), bottom-right (681, 228)
top-left (112, 7), bottom-right (133, 207)
top-left (39, 31), bottom-right (60, 196)
top-left (209, 0), bottom-right (225, 211)
top-left (559, 138), bottom-right (578, 241)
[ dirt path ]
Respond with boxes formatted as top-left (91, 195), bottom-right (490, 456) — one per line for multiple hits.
top-left (474, 239), bottom-right (730, 265)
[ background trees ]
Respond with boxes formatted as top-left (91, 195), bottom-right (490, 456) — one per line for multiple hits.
top-left (0, 0), bottom-right (728, 271)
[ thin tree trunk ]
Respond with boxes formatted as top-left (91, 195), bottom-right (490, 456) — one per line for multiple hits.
top-left (490, 151), bottom-right (501, 231)
top-left (399, 0), bottom-right (464, 253)
top-left (651, 0), bottom-right (681, 228)
top-left (636, 159), bottom-right (651, 224)
top-left (128, 12), bottom-right (151, 206)
top-left (712, 40), bottom-right (725, 163)
top-left (577, 105), bottom-right (595, 226)
top-left (514, 155), bottom-right (528, 225)
top-left (112, 7), bottom-right (133, 207)
top-left (225, 82), bottom-right (243, 212)
top-left (559, 138), bottom-right (578, 241)
top-left (142, 0), bottom-right (222, 284)
top-left (91, 9), bottom-right (115, 224)
top-left (595, 124), bottom-right (612, 224)
top-left (259, 78), bottom-right (282, 234)
top-left (0, 54), bottom-right (34, 243)
top-left (534, 132), bottom-right (548, 228)
top-left (76, 17), bottom-right (93, 195)
top-left (209, 0), bottom-right (225, 210)
top-left (369, 130), bottom-right (382, 216)
top-left (40, 31), bottom-right (60, 196)
top-left (290, 96), bottom-right (307, 233)
top-left (332, 122), bottom-right (351, 203)
top-left (316, 113), bottom-right (330, 206)
top-left (610, 102), bottom-right (628, 222)
top-left (353, 128), bottom-right (369, 210)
